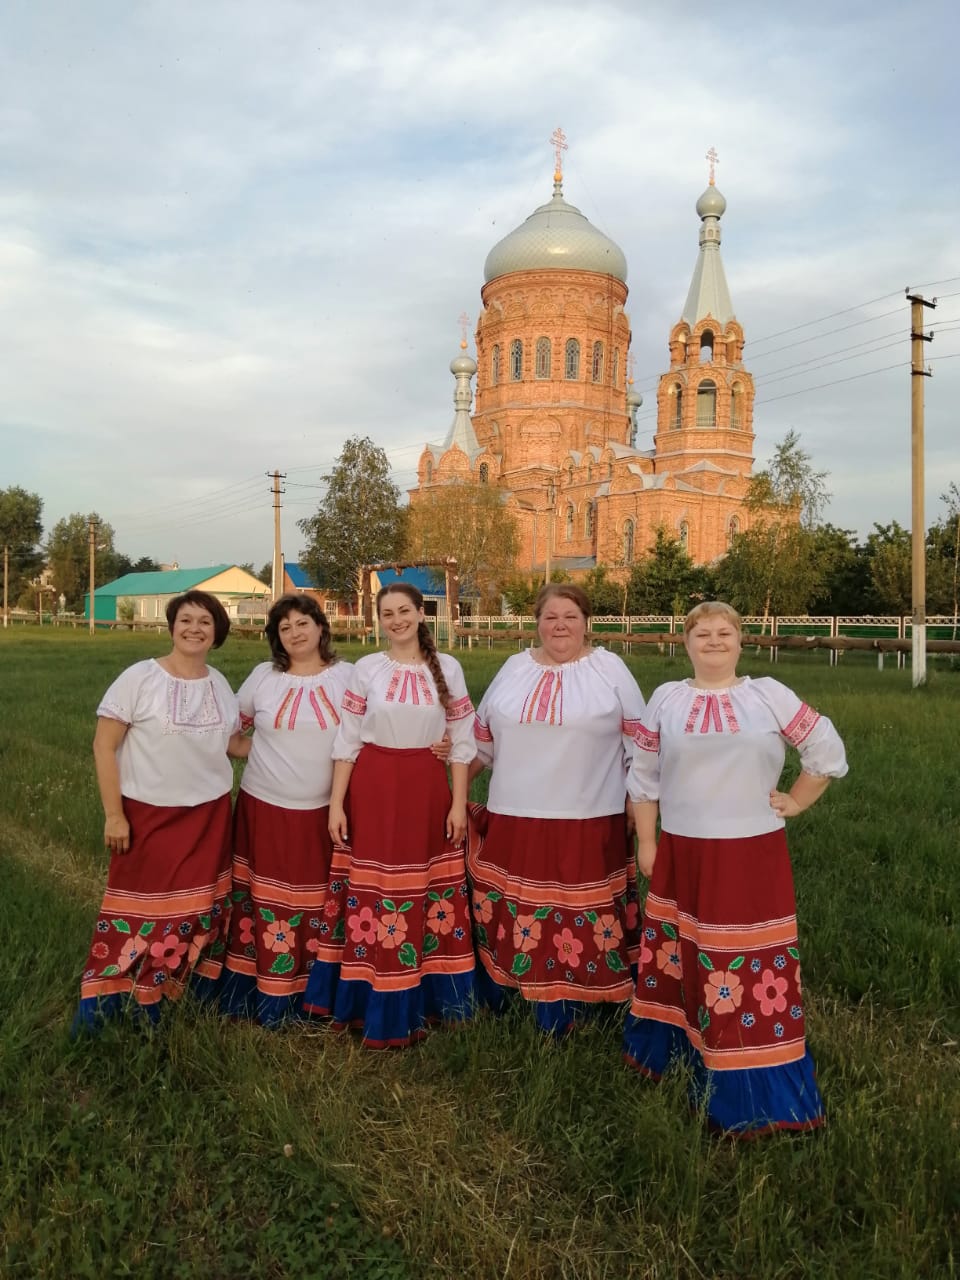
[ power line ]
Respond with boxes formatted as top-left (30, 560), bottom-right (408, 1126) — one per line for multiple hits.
top-left (746, 291), bottom-right (903, 348)
top-left (755, 360), bottom-right (909, 406)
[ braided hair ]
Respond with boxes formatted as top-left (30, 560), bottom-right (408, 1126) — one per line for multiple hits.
top-left (376, 583), bottom-right (452, 709)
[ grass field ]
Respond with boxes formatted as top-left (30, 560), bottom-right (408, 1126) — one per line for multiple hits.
top-left (1, 628), bottom-right (958, 1279)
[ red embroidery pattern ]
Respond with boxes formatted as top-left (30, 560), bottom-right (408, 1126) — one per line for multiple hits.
top-left (633, 723), bottom-right (660, 753)
top-left (384, 670), bottom-right (435, 706)
top-left (683, 693), bottom-right (739, 735)
top-left (684, 694), bottom-right (704, 734)
top-left (287, 687), bottom-right (304, 730)
top-left (783, 703), bottom-right (820, 746)
top-left (521, 670), bottom-right (563, 725)
top-left (312, 686), bottom-right (340, 728)
top-left (622, 717), bottom-right (644, 738)
top-left (718, 692), bottom-right (740, 733)
top-left (239, 713), bottom-right (254, 732)
top-left (385, 668), bottom-right (402, 702)
top-left (342, 689), bottom-right (367, 717)
top-left (474, 716), bottom-right (493, 743)
top-left (273, 688), bottom-right (295, 730)
top-left (446, 695), bottom-right (475, 722)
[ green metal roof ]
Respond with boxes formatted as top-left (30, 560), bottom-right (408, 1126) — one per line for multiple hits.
top-left (94, 565), bottom-right (234, 597)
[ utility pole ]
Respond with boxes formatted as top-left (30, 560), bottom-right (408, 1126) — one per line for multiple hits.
top-left (88, 516), bottom-right (98, 636)
top-left (906, 289), bottom-right (936, 687)
top-left (2, 545), bottom-right (8, 628)
top-left (269, 471), bottom-right (286, 603)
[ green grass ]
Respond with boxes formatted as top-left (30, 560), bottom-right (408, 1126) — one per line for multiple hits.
top-left (1, 628), bottom-right (958, 1278)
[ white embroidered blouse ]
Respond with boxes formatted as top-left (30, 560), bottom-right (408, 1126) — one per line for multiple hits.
top-left (97, 658), bottom-right (239, 806)
top-left (626, 676), bottom-right (848, 839)
top-left (473, 647), bottom-right (646, 819)
top-left (331, 652), bottom-right (476, 765)
top-left (237, 661), bottom-right (354, 809)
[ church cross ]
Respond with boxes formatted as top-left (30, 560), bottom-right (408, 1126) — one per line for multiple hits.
top-left (706, 146), bottom-right (719, 186)
top-left (458, 312), bottom-right (470, 349)
top-left (551, 126), bottom-right (568, 179)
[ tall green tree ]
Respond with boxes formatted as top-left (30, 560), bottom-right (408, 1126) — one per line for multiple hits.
top-left (45, 513), bottom-right (117, 611)
top-left (625, 526), bottom-right (712, 615)
top-left (807, 524), bottom-right (871, 616)
top-left (0, 486), bottom-right (44, 609)
top-left (864, 522), bottom-right (912, 614)
top-left (406, 482), bottom-right (520, 612)
top-left (297, 437), bottom-right (405, 598)
top-left (715, 431), bottom-right (829, 621)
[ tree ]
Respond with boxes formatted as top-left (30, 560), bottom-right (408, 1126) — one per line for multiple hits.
top-left (625, 527), bottom-right (712, 615)
top-left (716, 431), bottom-right (830, 622)
top-left (864, 522), bottom-right (912, 614)
top-left (298, 437), bottom-right (405, 598)
top-left (580, 564), bottom-right (624, 615)
top-left (257, 561), bottom-right (273, 587)
top-left (807, 525), bottom-right (871, 616)
top-left (405, 483), bottom-right (520, 612)
top-left (0, 486), bottom-right (44, 611)
top-left (45, 513), bottom-right (117, 612)
top-left (930, 484), bottom-right (960, 631)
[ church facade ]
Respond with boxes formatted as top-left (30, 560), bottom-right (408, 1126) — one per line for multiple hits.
top-left (412, 156), bottom-right (757, 575)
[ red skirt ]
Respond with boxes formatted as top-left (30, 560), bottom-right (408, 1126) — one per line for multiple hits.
top-left (628, 829), bottom-right (809, 1071)
top-left (467, 808), bottom-right (640, 1004)
top-left (222, 791), bottom-right (334, 1002)
top-left (78, 794), bottom-right (233, 1008)
top-left (304, 744), bottom-right (476, 1042)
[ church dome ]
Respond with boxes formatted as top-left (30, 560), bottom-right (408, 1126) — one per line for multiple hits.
top-left (696, 184), bottom-right (727, 220)
top-left (484, 183), bottom-right (627, 285)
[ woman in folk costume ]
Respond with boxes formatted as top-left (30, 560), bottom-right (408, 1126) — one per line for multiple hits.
top-left (302, 582), bottom-right (476, 1047)
top-left (220, 594), bottom-right (355, 1026)
top-left (74, 591), bottom-right (241, 1032)
top-left (623, 601), bottom-right (848, 1136)
top-left (467, 583), bottom-right (646, 1036)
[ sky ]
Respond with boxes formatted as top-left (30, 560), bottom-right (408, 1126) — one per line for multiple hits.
top-left (1, 0), bottom-right (957, 572)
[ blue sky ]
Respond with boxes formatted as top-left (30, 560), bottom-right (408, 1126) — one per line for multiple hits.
top-left (1, 0), bottom-right (957, 569)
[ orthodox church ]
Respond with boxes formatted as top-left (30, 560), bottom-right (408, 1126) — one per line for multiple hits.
top-left (411, 144), bottom-right (757, 573)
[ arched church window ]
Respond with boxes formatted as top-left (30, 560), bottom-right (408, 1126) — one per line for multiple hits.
top-left (510, 339), bottom-right (523, 381)
top-left (585, 502), bottom-right (595, 539)
top-left (566, 504), bottom-right (575, 541)
top-left (700, 331), bottom-right (714, 363)
top-left (425, 458), bottom-right (433, 483)
top-left (673, 386), bottom-right (683, 429)
top-left (592, 341), bottom-right (604, 383)
top-left (567, 464), bottom-right (574, 485)
top-left (535, 337), bottom-right (551, 379)
top-left (727, 515), bottom-right (740, 546)
top-left (565, 338), bottom-right (580, 380)
top-left (479, 462), bottom-right (489, 485)
top-left (586, 461), bottom-right (593, 482)
top-left (491, 345), bottom-right (501, 385)
top-left (623, 519), bottom-right (635, 565)
top-left (731, 384), bottom-right (743, 429)
top-left (612, 349), bottom-right (620, 387)
top-left (696, 380), bottom-right (717, 428)
top-left (679, 520), bottom-right (689, 550)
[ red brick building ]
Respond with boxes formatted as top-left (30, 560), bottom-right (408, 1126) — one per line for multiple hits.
top-left (412, 160), bottom-right (758, 575)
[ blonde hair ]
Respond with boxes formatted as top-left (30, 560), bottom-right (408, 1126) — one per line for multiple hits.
top-left (683, 600), bottom-right (742, 637)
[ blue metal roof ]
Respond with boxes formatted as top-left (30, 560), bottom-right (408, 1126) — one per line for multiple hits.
top-left (284, 562), bottom-right (317, 589)
top-left (375, 567), bottom-right (446, 597)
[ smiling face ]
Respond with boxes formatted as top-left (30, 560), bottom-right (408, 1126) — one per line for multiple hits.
top-left (378, 590), bottom-right (424, 646)
top-left (537, 595), bottom-right (588, 664)
top-left (684, 611), bottom-right (742, 684)
top-left (171, 603), bottom-right (216, 658)
top-left (276, 609), bottom-right (322, 660)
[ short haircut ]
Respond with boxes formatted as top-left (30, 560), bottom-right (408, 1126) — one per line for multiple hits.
top-left (265, 593), bottom-right (336, 671)
top-left (683, 600), bottom-right (742, 637)
top-left (533, 582), bottom-right (592, 622)
top-left (165, 590), bottom-right (231, 648)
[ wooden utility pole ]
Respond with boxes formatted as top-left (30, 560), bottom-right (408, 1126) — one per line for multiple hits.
top-left (270, 471), bottom-right (286, 602)
top-left (907, 289), bottom-right (936, 687)
top-left (88, 516), bottom-right (98, 635)
top-left (2, 544), bottom-right (8, 628)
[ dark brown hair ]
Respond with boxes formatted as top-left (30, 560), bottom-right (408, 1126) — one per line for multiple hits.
top-left (376, 582), bottom-right (452, 708)
top-left (265, 594), bottom-right (337, 672)
top-left (165, 590), bottom-right (230, 648)
top-left (533, 582), bottom-right (592, 623)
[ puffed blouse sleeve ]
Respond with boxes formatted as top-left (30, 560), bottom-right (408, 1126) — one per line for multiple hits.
top-left (236, 663), bottom-right (269, 732)
top-left (96, 661), bottom-right (146, 725)
top-left (331, 659), bottom-right (371, 763)
top-left (440, 655), bottom-right (477, 766)
top-left (626, 682), bottom-right (668, 804)
top-left (472, 660), bottom-right (509, 770)
top-left (752, 677), bottom-right (849, 779)
top-left (594, 649), bottom-right (646, 774)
